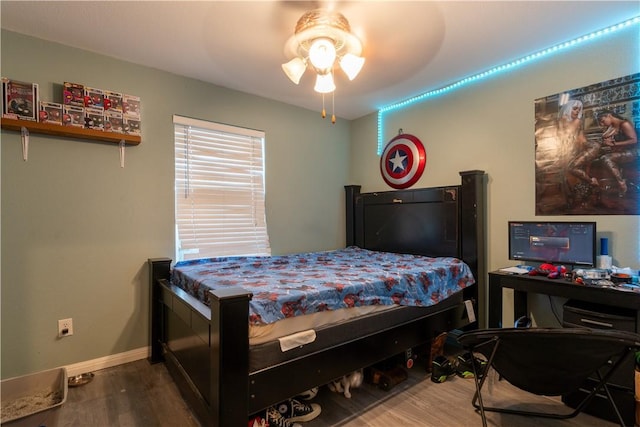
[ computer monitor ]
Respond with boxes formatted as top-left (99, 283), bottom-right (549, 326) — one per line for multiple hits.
top-left (508, 221), bottom-right (596, 267)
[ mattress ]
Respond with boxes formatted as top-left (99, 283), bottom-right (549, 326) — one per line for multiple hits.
top-left (249, 293), bottom-right (467, 371)
top-left (171, 246), bottom-right (475, 344)
top-left (249, 304), bottom-right (393, 345)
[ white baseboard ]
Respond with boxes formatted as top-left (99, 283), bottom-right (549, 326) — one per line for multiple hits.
top-left (64, 347), bottom-right (150, 377)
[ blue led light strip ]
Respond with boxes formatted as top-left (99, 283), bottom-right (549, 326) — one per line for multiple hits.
top-left (377, 16), bottom-right (640, 154)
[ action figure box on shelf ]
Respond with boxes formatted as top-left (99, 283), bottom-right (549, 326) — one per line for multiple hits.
top-left (39, 101), bottom-right (63, 125)
top-left (63, 82), bottom-right (84, 107)
top-left (104, 90), bottom-right (123, 112)
top-left (122, 94), bottom-right (140, 118)
top-left (84, 86), bottom-right (104, 109)
top-left (62, 105), bottom-right (84, 127)
top-left (123, 117), bottom-right (141, 135)
top-left (104, 110), bottom-right (123, 133)
top-left (84, 107), bottom-right (104, 130)
top-left (2, 78), bottom-right (39, 121)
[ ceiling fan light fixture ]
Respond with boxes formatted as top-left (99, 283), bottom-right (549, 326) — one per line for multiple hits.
top-left (314, 72), bottom-right (335, 94)
top-left (282, 8), bottom-right (364, 122)
top-left (282, 57), bottom-right (307, 84)
top-left (339, 53), bottom-right (365, 80)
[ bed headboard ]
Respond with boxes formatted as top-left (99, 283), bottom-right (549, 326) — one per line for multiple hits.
top-left (345, 170), bottom-right (486, 320)
top-left (353, 186), bottom-right (460, 257)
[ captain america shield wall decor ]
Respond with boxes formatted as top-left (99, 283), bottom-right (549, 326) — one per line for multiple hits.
top-left (380, 133), bottom-right (427, 189)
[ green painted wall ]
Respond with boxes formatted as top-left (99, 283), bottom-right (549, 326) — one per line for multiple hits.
top-left (1, 30), bottom-right (350, 378)
top-left (3, 22), bottom-right (639, 377)
top-left (350, 25), bottom-right (640, 326)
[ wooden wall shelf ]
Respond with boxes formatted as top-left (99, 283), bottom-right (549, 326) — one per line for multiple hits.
top-left (1, 118), bottom-right (141, 146)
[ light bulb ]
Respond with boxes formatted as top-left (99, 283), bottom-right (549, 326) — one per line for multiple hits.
top-left (308, 38), bottom-right (336, 71)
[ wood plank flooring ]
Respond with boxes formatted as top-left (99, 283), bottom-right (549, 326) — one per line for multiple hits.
top-left (54, 358), bottom-right (622, 426)
top-left (57, 359), bottom-right (199, 427)
top-left (304, 367), bottom-right (620, 427)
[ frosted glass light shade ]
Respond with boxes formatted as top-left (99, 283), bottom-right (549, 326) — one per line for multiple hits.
top-left (282, 57), bottom-right (307, 84)
top-left (314, 73), bottom-right (335, 93)
top-left (339, 53), bottom-right (365, 80)
top-left (308, 38), bottom-right (337, 71)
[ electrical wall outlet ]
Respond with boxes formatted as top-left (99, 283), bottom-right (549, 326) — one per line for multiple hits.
top-left (58, 318), bottom-right (73, 338)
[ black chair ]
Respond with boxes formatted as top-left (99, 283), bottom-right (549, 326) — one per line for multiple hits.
top-left (457, 327), bottom-right (640, 427)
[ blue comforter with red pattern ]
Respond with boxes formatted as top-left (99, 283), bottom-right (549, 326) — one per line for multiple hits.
top-left (171, 246), bottom-right (475, 326)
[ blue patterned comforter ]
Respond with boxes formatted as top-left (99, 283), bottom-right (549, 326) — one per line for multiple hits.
top-left (171, 246), bottom-right (475, 326)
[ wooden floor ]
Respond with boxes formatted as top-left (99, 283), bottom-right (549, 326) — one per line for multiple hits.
top-left (303, 367), bottom-right (620, 427)
top-left (57, 359), bottom-right (200, 427)
top-left (54, 358), bottom-right (623, 427)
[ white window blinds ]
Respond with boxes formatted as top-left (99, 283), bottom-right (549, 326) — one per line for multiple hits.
top-left (174, 115), bottom-right (270, 261)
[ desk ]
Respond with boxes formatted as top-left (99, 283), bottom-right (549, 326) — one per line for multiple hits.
top-left (488, 270), bottom-right (640, 425)
top-left (488, 271), bottom-right (640, 331)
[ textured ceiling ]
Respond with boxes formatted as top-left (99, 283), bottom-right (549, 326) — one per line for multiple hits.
top-left (1, 1), bottom-right (639, 119)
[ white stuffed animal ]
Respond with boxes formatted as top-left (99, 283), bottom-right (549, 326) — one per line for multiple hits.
top-left (327, 369), bottom-right (363, 398)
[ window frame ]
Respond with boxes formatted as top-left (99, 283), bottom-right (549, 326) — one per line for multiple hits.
top-left (173, 115), bottom-right (270, 261)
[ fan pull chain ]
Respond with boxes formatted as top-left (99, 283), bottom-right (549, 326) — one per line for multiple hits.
top-left (321, 94), bottom-right (326, 119)
top-left (331, 92), bottom-right (336, 124)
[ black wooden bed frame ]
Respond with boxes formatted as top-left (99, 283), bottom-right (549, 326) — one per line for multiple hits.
top-left (148, 170), bottom-right (486, 426)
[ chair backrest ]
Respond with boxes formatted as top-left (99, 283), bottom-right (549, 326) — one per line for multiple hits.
top-left (458, 327), bottom-right (640, 396)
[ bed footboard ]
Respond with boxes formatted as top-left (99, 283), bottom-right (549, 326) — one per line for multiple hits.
top-left (209, 287), bottom-right (252, 426)
top-left (149, 258), bottom-right (253, 426)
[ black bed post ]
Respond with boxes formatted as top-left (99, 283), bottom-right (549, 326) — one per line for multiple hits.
top-left (344, 185), bottom-right (361, 247)
top-left (210, 287), bottom-right (252, 427)
top-left (459, 170), bottom-right (487, 328)
top-left (148, 257), bottom-right (171, 363)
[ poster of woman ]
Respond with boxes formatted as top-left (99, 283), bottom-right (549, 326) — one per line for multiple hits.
top-left (534, 73), bottom-right (640, 215)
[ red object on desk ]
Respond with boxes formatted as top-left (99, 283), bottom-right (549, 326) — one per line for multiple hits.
top-left (528, 264), bottom-right (566, 278)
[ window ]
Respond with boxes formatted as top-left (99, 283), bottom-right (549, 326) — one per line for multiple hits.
top-left (174, 115), bottom-right (270, 261)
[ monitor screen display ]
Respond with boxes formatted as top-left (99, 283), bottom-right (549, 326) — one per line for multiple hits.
top-left (508, 221), bottom-right (596, 267)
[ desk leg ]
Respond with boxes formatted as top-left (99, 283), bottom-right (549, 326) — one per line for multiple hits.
top-left (488, 274), bottom-right (503, 328)
top-left (513, 290), bottom-right (528, 326)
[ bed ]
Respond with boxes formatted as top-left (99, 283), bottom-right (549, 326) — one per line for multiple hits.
top-left (148, 170), bottom-right (486, 426)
